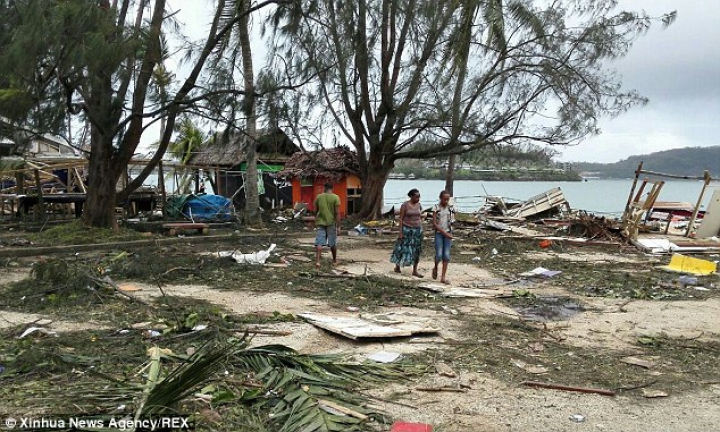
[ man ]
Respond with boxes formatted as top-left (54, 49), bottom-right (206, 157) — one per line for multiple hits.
top-left (314, 182), bottom-right (341, 268)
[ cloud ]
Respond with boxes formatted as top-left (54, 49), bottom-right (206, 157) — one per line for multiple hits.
top-left (559, 1), bottom-right (720, 162)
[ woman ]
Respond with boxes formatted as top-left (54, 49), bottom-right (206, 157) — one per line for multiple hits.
top-left (390, 188), bottom-right (424, 277)
top-left (432, 190), bottom-right (455, 284)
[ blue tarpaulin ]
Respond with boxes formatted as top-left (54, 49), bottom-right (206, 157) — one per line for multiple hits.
top-left (165, 194), bottom-right (235, 222)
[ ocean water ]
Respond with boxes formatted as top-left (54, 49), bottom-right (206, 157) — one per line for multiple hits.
top-left (134, 168), bottom-right (718, 217)
top-left (383, 179), bottom-right (720, 216)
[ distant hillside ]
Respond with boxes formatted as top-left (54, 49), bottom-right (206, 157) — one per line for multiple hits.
top-left (574, 146), bottom-right (720, 179)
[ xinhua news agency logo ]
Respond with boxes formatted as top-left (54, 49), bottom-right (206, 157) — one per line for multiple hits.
top-left (2, 415), bottom-right (195, 430)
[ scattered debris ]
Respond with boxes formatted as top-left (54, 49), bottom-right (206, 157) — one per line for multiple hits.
top-left (505, 187), bottom-right (570, 219)
top-left (367, 351), bottom-right (402, 363)
top-left (415, 386), bottom-right (467, 393)
top-left (521, 381), bottom-right (616, 396)
top-left (678, 275), bottom-right (699, 286)
top-left (391, 422), bottom-right (433, 432)
top-left (18, 326), bottom-right (57, 339)
top-left (642, 389), bottom-right (669, 398)
top-left (318, 399), bottom-right (368, 420)
top-left (417, 283), bottom-right (513, 298)
top-left (520, 267), bottom-right (562, 278)
top-left (569, 414), bottom-right (586, 423)
top-left (512, 296), bottom-right (584, 322)
top-left (435, 362), bottom-right (457, 378)
top-left (221, 244), bottom-right (278, 265)
top-left (287, 254), bottom-right (313, 263)
top-left (513, 359), bottom-right (548, 374)
top-left (298, 312), bottom-right (439, 340)
top-left (621, 357), bottom-right (655, 369)
top-left (118, 283), bottom-right (141, 292)
top-left (658, 254), bottom-right (716, 276)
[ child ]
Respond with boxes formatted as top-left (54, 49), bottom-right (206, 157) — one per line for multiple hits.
top-left (432, 190), bottom-right (455, 284)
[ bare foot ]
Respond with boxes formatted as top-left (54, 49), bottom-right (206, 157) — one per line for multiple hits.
top-left (394, 265), bottom-right (401, 273)
top-left (432, 268), bottom-right (438, 280)
top-left (315, 262), bottom-right (321, 269)
top-left (412, 272), bottom-right (424, 278)
top-left (441, 279), bottom-right (451, 285)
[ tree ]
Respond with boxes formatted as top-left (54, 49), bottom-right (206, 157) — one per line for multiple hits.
top-left (270, 0), bottom-right (675, 218)
top-left (0, 0), bottom-right (278, 228)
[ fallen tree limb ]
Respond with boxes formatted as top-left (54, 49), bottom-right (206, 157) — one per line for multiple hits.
top-left (415, 386), bottom-right (467, 393)
top-left (521, 381), bottom-right (616, 396)
top-left (239, 329), bottom-right (294, 336)
top-left (615, 380), bottom-right (658, 392)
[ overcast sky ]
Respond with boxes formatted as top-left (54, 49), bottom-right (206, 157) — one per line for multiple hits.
top-left (555, 0), bottom-right (720, 163)
top-left (166, 0), bottom-right (719, 164)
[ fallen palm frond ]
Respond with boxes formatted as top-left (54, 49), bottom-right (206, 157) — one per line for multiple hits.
top-left (230, 343), bottom-right (413, 432)
top-left (120, 336), bottom-right (412, 431)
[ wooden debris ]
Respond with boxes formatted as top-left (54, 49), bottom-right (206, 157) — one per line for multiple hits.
top-left (118, 283), bottom-right (141, 292)
top-left (521, 381), bottom-right (616, 396)
top-left (621, 356), bottom-right (655, 369)
top-left (241, 329), bottom-right (294, 336)
top-left (415, 386), bottom-right (467, 393)
top-left (513, 359), bottom-right (548, 375)
top-left (417, 283), bottom-right (514, 298)
top-left (642, 389), bottom-right (669, 398)
top-left (435, 362), bottom-right (457, 378)
top-left (318, 399), bottom-right (368, 420)
top-left (298, 312), bottom-right (439, 340)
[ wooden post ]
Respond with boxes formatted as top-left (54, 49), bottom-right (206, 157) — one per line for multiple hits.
top-left (685, 171), bottom-right (711, 237)
top-left (122, 170), bottom-right (128, 220)
top-left (34, 169), bottom-right (45, 220)
top-left (15, 171), bottom-right (25, 194)
top-left (157, 161), bottom-right (166, 208)
top-left (624, 162), bottom-right (643, 217)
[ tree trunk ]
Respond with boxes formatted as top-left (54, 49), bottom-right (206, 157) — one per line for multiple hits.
top-left (358, 164), bottom-right (391, 220)
top-left (82, 143), bottom-right (119, 229)
top-left (444, 154), bottom-right (456, 196)
top-left (239, 1), bottom-right (262, 227)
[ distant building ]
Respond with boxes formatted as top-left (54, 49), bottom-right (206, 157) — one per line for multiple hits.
top-left (277, 147), bottom-right (362, 217)
top-left (188, 128), bottom-right (300, 210)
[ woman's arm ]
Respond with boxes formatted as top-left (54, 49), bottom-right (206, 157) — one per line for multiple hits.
top-left (398, 202), bottom-right (406, 239)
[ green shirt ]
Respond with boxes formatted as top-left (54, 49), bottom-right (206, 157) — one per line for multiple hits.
top-left (314, 192), bottom-right (340, 226)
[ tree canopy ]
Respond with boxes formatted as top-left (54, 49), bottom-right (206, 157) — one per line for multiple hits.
top-left (268, 0), bottom-right (675, 217)
top-left (0, 0), bottom-right (277, 227)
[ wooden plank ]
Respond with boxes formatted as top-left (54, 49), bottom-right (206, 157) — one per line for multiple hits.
top-left (298, 312), bottom-right (439, 340)
top-left (34, 169), bottom-right (45, 218)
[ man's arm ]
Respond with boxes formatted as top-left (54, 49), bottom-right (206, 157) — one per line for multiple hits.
top-left (334, 196), bottom-right (341, 231)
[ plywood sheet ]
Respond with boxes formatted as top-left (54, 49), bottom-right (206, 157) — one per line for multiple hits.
top-left (298, 312), bottom-right (439, 340)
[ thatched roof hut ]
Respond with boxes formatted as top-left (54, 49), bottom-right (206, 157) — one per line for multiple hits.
top-left (188, 128), bottom-right (300, 167)
top-left (277, 147), bottom-right (360, 181)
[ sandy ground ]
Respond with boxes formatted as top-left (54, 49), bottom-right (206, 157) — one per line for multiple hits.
top-left (3, 239), bottom-right (720, 431)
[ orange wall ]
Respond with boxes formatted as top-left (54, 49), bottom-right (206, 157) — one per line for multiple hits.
top-left (292, 176), bottom-right (356, 217)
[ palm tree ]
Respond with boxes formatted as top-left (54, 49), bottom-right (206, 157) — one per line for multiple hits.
top-left (169, 119), bottom-right (205, 194)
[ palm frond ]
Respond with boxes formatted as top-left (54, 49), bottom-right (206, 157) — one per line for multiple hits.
top-left (139, 342), bottom-right (230, 416)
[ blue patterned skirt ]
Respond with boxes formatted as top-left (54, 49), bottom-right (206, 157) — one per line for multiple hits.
top-left (390, 226), bottom-right (423, 267)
